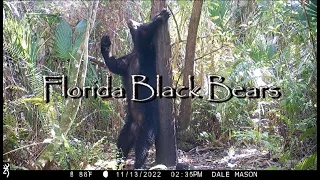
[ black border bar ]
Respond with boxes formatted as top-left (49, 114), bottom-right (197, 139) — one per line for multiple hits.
top-left (4, 170), bottom-right (319, 179)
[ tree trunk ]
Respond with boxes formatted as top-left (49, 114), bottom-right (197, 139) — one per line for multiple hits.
top-left (179, 0), bottom-right (203, 131)
top-left (151, 0), bottom-right (177, 167)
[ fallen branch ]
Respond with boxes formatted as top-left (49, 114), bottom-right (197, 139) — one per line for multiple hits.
top-left (3, 142), bottom-right (46, 156)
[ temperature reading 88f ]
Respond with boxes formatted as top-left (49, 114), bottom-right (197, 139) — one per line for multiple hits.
top-left (79, 171), bottom-right (93, 178)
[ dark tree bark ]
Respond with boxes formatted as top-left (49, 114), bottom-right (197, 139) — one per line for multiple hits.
top-left (151, 0), bottom-right (177, 167)
top-left (179, 0), bottom-right (203, 131)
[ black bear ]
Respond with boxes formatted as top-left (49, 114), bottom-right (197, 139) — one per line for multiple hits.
top-left (100, 9), bottom-right (170, 169)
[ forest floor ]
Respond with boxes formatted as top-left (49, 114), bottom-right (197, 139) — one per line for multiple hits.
top-left (92, 145), bottom-right (281, 170)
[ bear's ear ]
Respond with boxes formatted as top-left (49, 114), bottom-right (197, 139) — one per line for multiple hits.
top-left (127, 19), bottom-right (142, 40)
top-left (127, 19), bottom-right (142, 31)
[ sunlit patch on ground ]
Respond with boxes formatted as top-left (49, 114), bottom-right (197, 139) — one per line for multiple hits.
top-left (93, 146), bottom-right (279, 170)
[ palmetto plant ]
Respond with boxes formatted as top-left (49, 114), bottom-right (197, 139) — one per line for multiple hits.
top-left (51, 18), bottom-right (87, 81)
top-left (52, 18), bottom-right (87, 61)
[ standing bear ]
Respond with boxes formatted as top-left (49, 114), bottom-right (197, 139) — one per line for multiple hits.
top-left (100, 9), bottom-right (170, 169)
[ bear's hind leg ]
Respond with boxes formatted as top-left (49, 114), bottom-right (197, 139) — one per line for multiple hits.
top-left (116, 118), bottom-right (137, 169)
top-left (134, 121), bottom-right (157, 169)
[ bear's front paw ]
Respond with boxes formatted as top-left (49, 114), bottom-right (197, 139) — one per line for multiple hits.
top-left (101, 35), bottom-right (112, 49)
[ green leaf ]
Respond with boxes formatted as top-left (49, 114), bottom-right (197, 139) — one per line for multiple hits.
top-left (18, 97), bottom-right (45, 104)
top-left (72, 19), bottom-right (87, 56)
top-left (305, 0), bottom-right (317, 21)
top-left (279, 152), bottom-right (290, 165)
top-left (299, 127), bottom-right (316, 141)
top-left (265, 166), bottom-right (281, 170)
top-left (294, 154), bottom-right (317, 170)
top-left (276, 114), bottom-right (292, 127)
top-left (75, 19), bottom-right (87, 35)
top-left (62, 134), bottom-right (70, 150)
top-left (53, 19), bottom-right (73, 60)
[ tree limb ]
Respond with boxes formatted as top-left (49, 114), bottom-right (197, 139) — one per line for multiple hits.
top-left (89, 57), bottom-right (107, 69)
top-left (194, 43), bottom-right (226, 61)
top-left (168, 5), bottom-right (182, 42)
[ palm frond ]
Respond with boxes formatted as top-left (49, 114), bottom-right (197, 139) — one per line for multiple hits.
top-left (72, 19), bottom-right (87, 56)
top-left (53, 19), bottom-right (73, 60)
